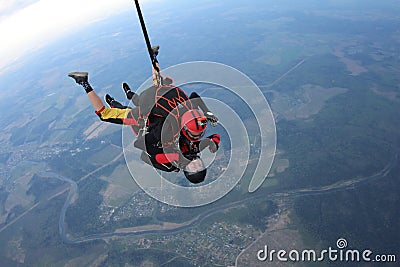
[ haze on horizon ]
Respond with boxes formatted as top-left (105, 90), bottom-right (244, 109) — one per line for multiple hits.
top-left (0, 0), bottom-right (156, 72)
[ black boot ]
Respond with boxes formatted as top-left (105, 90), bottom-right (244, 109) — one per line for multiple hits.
top-left (122, 82), bottom-right (133, 99)
top-left (68, 72), bottom-right (92, 93)
top-left (68, 72), bottom-right (88, 84)
top-left (122, 82), bottom-right (139, 106)
top-left (104, 94), bottom-right (114, 107)
top-left (105, 94), bottom-right (125, 109)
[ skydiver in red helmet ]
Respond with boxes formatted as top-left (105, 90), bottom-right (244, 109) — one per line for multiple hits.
top-left (68, 46), bottom-right (220, 184)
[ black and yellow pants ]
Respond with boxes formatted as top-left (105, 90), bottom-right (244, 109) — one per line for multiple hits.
top-left (95, 105), bottom-right (141, 135)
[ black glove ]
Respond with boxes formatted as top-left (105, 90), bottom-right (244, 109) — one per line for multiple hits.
top-left (205, 111), bottom-right (218, 126)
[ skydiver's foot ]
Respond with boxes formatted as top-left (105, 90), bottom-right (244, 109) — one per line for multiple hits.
top-left (152, 45), bottom-right (160, 57)
top-left (105, 94), bottom-right (126, 109)
top-left (105, 94), bottom-right (114, 107)
top-left (68, 72), bottom-right (88, 84)
top-left (68, 71), bottom-right (92, 93)
top-left (122, 82), bottom-right (133, 99)
top-left (122, 82), bottom-right (139, 106)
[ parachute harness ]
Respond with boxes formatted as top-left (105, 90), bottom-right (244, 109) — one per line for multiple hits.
top-left (133, 1), bottom-right (202, 147)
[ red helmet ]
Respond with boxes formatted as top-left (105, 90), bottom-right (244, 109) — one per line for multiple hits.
top-left (180, 109), bottom-right (208, 141)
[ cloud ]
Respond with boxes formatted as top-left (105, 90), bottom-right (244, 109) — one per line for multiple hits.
top-left (0, 0), bottom-right (39, 20)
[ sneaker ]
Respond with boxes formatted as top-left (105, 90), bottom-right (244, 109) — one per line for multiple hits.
top-left (68, 72), bottom-right (88, 84)
top-left (122, 82), bottom-right (131, 95)
top-left (151, 45), bottom-right (160, 57)
top-left (104, 94), bottom-right (114, 107)
top-left (123, 82), bottom-right (135, 100)
top-left (122, 82), bottom-right (139, 105)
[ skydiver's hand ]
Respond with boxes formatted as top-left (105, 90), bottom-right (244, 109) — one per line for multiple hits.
top-left (209, 141), bottom-right (218, 153)
top-left (208, 134), bottom-right (220, 153)
top-left (205, 111), bottom-right (218, 126)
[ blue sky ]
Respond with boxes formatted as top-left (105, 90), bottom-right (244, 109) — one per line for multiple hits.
top-left (0, 0), bottom-right (158, 72)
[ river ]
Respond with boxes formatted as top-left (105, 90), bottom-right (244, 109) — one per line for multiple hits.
top-left (3, 153), bottom-right (398, 244)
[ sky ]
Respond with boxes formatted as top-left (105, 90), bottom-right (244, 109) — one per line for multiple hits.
top-left (0, 0), bottom-right (151, 72)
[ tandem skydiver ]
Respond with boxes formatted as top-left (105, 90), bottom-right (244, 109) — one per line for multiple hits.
top-left (68, 46), bottom-right (220, 184)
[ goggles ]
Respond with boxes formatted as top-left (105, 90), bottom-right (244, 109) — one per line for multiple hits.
top-left (183, 124), bottom-right (205, 140)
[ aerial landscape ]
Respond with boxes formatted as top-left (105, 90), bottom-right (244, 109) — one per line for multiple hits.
top-left (0, 0), bottom-right (399, 266)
